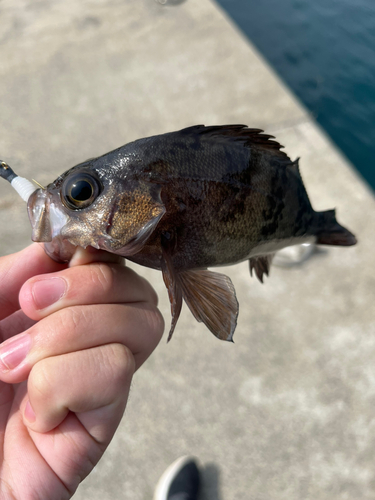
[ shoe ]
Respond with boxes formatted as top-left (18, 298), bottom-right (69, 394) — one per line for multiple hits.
top-left (153, 455), bottom-right (200, 500)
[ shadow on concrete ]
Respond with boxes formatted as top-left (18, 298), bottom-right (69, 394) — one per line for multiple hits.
top-left (200, 463), bottom-right (223, 500)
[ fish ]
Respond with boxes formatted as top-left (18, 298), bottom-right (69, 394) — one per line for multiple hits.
top-left (0, 125), bottom-right (357, 341)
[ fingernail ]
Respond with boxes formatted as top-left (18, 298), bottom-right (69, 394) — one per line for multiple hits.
top-left (32, 277), bottom-right (67, 309)
top-left (25, 400), bottom-right (36, 423)
top-left (0, 333), bottom-right (31, 371)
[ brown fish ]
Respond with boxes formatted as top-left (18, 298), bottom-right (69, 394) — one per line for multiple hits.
top-left (0, 125), bottom-right (356, 341)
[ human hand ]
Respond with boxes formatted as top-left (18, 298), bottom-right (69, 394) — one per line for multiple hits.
top-left (0, 244), bottom-right (164, 499)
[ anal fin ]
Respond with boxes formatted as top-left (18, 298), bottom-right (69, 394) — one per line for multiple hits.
top-left (249, 254), bottom-right (274, 283)
top-left (179, 269), bottom-right (238, 342)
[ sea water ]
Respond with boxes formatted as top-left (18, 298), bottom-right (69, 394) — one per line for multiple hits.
top-left (216, 0), bottom-right (375, 190)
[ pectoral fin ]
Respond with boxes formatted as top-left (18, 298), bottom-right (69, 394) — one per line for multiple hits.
top-left (179, 269), bottom-right (238, 341)
top-left (161, 233), bottom-right (238, 341)
top-left (161, 246), bottom-right (183, 342)
top-left (249, 254), bottom-right (274, 283)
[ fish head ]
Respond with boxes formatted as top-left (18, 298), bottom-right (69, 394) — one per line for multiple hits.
top-left (27, 164), bottom-right (165, 262)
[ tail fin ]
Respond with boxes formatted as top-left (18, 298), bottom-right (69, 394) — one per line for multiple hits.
top-left (315, 209), bottom-right (357, 246)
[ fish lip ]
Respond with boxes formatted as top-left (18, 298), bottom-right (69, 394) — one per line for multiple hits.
top-left (27, 189), bottom-right (53, 242)
top-left (27, 189), bottom-right (69, 243)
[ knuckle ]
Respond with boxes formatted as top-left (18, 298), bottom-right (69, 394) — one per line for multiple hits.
top-left (104, 344), bottom-right (135, 388)
top-left (142, 305), bottom-right (165, 340)
top-left (152, 308), bottom-right (165, 338)
top-left (88, 264), bottom-right (114, 295)
top-left (138, 276), bottom-right (159, 306)
top-left (29, 358), bottom-right (55, 402)
top-left (124, 268), bottom-right (159, 306)
top-left (58, 306), bottom-right (91, 334)
top-left (145, 283), bottom-right (159, 307)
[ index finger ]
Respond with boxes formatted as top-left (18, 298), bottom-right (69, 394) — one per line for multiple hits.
top-left (0, 243), bottom-right (66, 321)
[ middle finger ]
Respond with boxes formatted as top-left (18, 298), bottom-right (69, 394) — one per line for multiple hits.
top-left (0, 300), bottom-right (164, 384)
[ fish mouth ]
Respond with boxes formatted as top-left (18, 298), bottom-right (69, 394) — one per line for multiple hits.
top-left (27, 189), bottom-right (68, 242)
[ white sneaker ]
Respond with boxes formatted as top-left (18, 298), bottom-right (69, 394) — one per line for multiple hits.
top-left (153, 456), bottom-right (200, 500)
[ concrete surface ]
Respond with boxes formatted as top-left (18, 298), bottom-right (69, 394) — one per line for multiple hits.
top-left (1, 0), bottom-right (374, 499)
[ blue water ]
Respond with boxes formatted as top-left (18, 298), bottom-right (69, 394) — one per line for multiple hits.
top-left (216, 0), bottom-right (375, 190)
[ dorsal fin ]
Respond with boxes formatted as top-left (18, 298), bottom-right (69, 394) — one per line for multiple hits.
top-left (179, 124), bottom-right (290, 160)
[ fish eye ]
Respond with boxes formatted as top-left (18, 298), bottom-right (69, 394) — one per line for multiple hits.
top-left (62, 173), bottom-right (101, 210)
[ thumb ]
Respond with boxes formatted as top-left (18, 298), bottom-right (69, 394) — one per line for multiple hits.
top-left (69, 247), bottom-right (125, 267)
